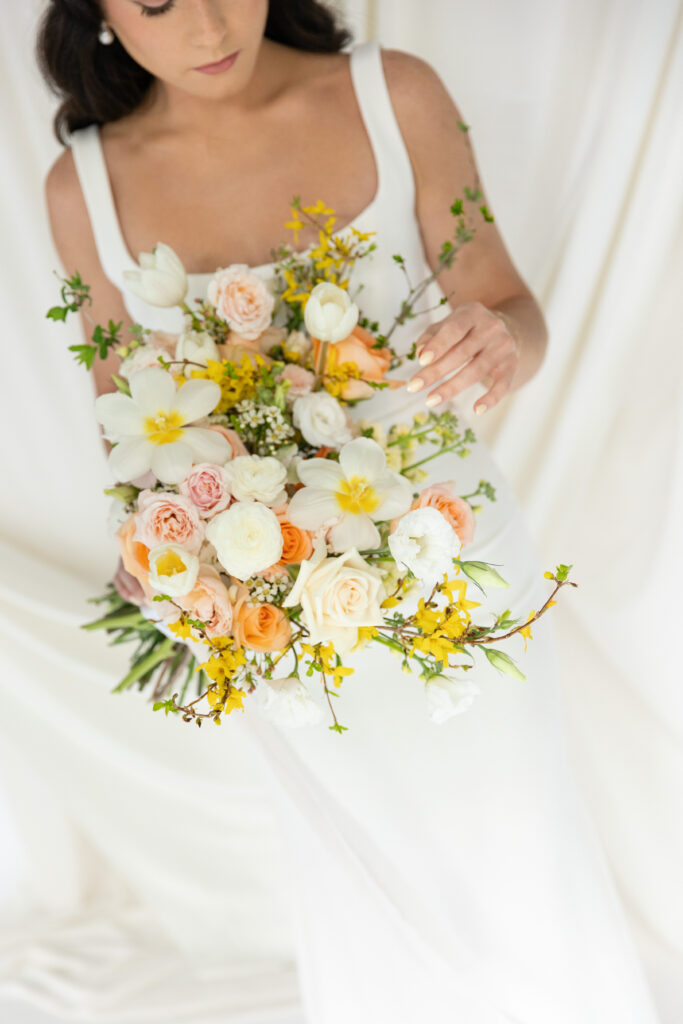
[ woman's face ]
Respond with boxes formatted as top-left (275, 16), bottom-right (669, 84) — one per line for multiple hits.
top-left (100, 0), bottom-right (269, 99)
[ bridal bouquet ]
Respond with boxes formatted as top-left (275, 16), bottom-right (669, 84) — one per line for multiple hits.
top-left (48, 193), bottom-right (575, 733)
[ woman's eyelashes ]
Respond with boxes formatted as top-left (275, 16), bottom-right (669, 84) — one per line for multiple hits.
top-left (138, 0), bottom-right (177, 16)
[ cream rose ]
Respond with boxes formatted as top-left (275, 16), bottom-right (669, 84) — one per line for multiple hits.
top-left (205, 501), bottom-right (284, 580)
top-left (292, 392), bottom-right (354, 449)
top-left (223, 454), bottom-right (288, 505)
top-left (283, 537), bottom-right (386, 654)
top-left (207, 265), bottom-right (275, 340)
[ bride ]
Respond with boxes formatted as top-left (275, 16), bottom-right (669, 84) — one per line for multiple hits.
top-left (39, 2), bottom-right (661, 1022)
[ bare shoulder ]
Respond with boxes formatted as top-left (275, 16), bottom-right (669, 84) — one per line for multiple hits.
top-left (44, 146), bottom-right (100, 272)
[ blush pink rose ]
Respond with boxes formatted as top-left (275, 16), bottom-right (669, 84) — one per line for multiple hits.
top-left (173, 564), bottom-right (234, 640)
top-left (279, 364), bottom-right (315, 400)
top-left (207, 265), bottom-right (275, 341)
top-left (134, 489), bottom-right (205, 555)
top-left (179, 463), bottom-right (232, 519)
top-left (205, 424), bottom-right (249, 459)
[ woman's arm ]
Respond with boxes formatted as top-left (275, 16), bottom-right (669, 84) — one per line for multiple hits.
top-left (44, 147), bottom-right (133, 418)
top-left (381, 48), bottom-right (548, 412)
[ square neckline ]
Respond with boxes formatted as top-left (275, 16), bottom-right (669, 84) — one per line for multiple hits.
top-left (92, 41), bottom-right (383, 282)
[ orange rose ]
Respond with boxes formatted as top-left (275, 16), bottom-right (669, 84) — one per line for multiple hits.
top-left (404, 483), bottom-right (475, 547)
top-left (116, 516), bottom-right (153, 598)
top-left (313, 324), bottom-right (402, 400)
top-left (232, 598), bottom-right (291, 652)
top-left (277, 514), bottom-right (314, 566)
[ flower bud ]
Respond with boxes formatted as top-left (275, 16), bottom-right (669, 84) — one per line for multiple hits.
top-left (483, 647), bottom-right (526, 681)
top-left (460, 560), bottom-right (509, 590)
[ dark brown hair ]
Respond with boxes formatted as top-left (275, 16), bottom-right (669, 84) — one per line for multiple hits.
top-left (36, 0), bottom-right (354, 145)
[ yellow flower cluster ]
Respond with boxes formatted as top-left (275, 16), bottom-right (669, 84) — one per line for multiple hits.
top-left (198, 638), bottom-right (248, 714)
top-left (281, 199), bottom-right (376, 299)
top-left (189, 356), bottom-right (265, 414)
top-left (411, 577), bottom-right (481, 663)
top-left (301, 641), bottom-right (354, 688)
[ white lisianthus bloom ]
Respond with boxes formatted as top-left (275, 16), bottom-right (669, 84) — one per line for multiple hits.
top-left (424, 675), bottom-right (480, 724)
top-left (303, 281), bottom-right (359, 343)
top-left (122, 242), bottom-right (188, 308)
top-left (223, 454), bottom-right (288, 506)
top-left (175, 330), bottom-right (219, 377)
top-left (287, 437), bottom-right (413, 552)
top-left (205, 501), bottom-right (283, 580)
top-left (388, 507), bottom-right (463, 586)
top-left (292, 392), bottom-right (354, 449)
top-left (255, 676), bottom-right (323, 728)
top-left (94, 366), bottom-right (229, 485)
top-left (147, 543), bottom-right (200, 596)
top-left (283, 536), bottom-right (385, 654)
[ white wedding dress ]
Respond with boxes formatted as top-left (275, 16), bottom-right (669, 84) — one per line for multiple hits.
top-left (65, 39), bottom-right (662, 1024)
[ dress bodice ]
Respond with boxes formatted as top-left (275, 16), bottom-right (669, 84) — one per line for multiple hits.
top-left (69, 39), bottom-right (450, 424)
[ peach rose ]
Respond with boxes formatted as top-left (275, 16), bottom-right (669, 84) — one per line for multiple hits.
top-left (205, 423), bottom-right (249, 459)
top-left (399, 482), bottom-right (475, 547)
top-left (147, 329), bottom-right (181, 356)
top-left (207, 266), bottom-right (275, 341)
top-left (313, 324), bottom-right (402, 401)
top-left (277, 514), bottom-right (314, 565)
top-left (134, 490), bottom-right (205, 555)
top-left (116, 516), bottom-right (154, 599)
top-left (180, 463), bottom-right (232, 519)
top-left (173, 564), bottom-right (234, 639)
top-left (232, 596), bottom-right (292, 652)
top-left (278, 364), bottom-right (315, 401)
top-left (224, 324), bottom-right (287, 355)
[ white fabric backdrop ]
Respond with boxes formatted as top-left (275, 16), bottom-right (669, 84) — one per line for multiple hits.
top-left (1, 0), bottom-right (681, 1021)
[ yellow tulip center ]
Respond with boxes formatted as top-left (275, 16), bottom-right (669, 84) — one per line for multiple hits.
top-left (155, 549), bottom-right (187, 578)
top-left (335, 475), bottom-right (380, 515)
top-left (143, 408), bottom-right (184, 445)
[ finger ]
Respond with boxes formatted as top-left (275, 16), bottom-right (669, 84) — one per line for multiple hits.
top-left (414, 302), bottom-right (484, 366)
top-left (473, 373), bottom-right (513, 414)
top-left (407, 329), bottom-right (486, 392)
top-left (424, 350), bottom-right (498, 408)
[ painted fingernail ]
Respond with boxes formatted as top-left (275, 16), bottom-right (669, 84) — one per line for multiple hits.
top-left (406, 378), bottom-right (424, 393)
top-left (425, 393), bottom-right (442, 408)
top-left (418, 350), bottom-right (435, 367)
top-left (475, 404), bottom-right (487, 415)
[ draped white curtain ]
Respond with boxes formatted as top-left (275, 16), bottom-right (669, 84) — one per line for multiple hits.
top-left (1, 0), bottom-right (681, 1021)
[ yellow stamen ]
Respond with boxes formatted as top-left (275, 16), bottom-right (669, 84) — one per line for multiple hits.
top-left (335, 476), bottom-right (380, 515)
top-left (155, 550), bottom-right (187, 578)
top-left (143, 408), bottom-right (184, 444)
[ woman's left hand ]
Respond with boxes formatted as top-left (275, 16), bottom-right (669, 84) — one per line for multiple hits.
top-left (406, 301), bottom-right (521, 414)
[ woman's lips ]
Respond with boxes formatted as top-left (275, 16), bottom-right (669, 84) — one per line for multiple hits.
top-left (193, 51), bottom-right (239, 75)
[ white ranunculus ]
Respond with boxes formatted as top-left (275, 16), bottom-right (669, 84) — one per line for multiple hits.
top-left (147, 543), bottom-right (200, 596)
top-left (175, 330), bottom-right (219, 377)
top-left (122, 242), bottom-right (188, 308)
top-left (283, 536), bottom-right (385, 654)
top-left (292, 392), bottom-right (353, 449)
top-left (303, 281), bottom-right (359, 343)
top-left (388, 506), bottom-right (463, 586)
top-left (424, 675), bottom-right (480, 724)
top-left (255, 676), bottom-right (323, 728)
top-left (223, 454), bottom-right (288, 505)
top-left (94, 366), bottom-right (229, 485)
top-left (205, 501), bottom-right (283, 581)
top-left (287, 436), bottom-right (413, 552)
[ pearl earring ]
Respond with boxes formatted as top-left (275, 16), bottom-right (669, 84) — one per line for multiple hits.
top-left (98, 20), bottom-right (115, 45)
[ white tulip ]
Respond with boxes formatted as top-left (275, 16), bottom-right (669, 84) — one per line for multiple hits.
top-left (147, 543), bottom-right (200, 597)
top-left (304, 281), bottom-right (359, 342)
top-left (122, 242), bottom-right (188, 308)
top-left (388, 507), bottom-right (463, 586)
top-left (175, 330), bottom-right (219, 377)
top-left (94, 366), bottom-right (229, 485)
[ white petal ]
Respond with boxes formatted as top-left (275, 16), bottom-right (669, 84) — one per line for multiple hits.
top-left (150, 440), bottom-right (194, 484)
top-left (181, 426), bottom-right (231, 463)
top-left (94, 392), bottom-right (144, 437)
top-left (129, 367), bottom-right (177, 415)
top-left (339, 437), bottom-right (386, 482)
top-left (296, 458), bottom-right (345, 489)
top-left (330, 303), bottom-right (359, 343)
top-left (286, 488), bottom-right (340, 530)
top-left (108, 437), bottom-right (154, 482)
top-left (373, 472), bottom-right (414, 520)
top-left (328, 514), bottom-right (379, 552)
top-left (174, 379), bottom-right (222, 423)
top-left (155, 242), bottom-right (186, 279)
